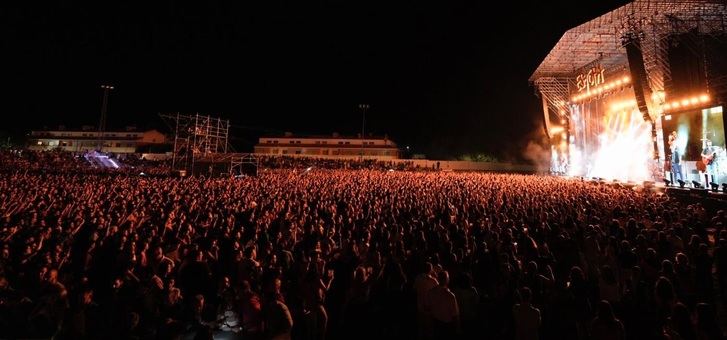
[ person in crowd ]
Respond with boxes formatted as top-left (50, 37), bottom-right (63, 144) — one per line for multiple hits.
top-left (424, 270), bottom-right (460, 340)
top-left (589, 300), bottom-right (624, 340)
top-left (513, 287), bottom-right (541, 340)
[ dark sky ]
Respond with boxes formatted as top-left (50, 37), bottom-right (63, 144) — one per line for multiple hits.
top-left (2, 0), bottom-right (629, 159)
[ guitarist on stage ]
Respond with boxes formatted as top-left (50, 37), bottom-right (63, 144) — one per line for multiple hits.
top-left (701, 138), bottom-right (717, 185)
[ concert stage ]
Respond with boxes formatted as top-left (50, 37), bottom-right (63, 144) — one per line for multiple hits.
top-left (577, 176), bottom-right (727, 212)
top-left (531, 0), bottom-right (727, 185)
top-left (664, 186), bottom-right (727, 212)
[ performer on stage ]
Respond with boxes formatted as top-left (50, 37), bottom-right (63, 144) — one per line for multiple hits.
top-left (669, 131), bottom-right (683, 182)
top-left (701, 138), bottom-right (718, 185)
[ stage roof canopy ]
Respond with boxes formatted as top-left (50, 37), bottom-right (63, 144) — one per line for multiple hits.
top-left (529, 0), bottom-right (727, 82)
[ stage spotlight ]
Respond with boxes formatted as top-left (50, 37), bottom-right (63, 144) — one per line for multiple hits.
top-left (677, 179), bottom-right (686, 188)
top-left (663, 179), bottom-right (671, 187)
top-left (722, 183), bottom-right (727, 193)
top-left (710, 182), bottom-right (720, 192)
top-left (692, 180), bottom-right (702, 188)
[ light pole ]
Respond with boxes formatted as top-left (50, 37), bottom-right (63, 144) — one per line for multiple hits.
top-left (98, 84), bottom-right (114, 151)
top-left (358, 104), bottom-right (369, 161)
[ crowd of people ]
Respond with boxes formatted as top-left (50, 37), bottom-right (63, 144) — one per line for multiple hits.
top-left (1, 150), bottom-right (727, 340)
top-left (256, 155), bottom-right (419, 171)
top-left (0, 150), bottom-right (172, 176)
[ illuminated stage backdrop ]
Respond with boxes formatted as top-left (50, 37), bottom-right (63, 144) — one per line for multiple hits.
top-left (568, 76), bottom-right (656, 182)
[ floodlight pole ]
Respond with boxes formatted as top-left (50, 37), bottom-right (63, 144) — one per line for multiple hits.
top-left (358, 104), bottom-right (369, 161)
top-left (98, 85), bottom-right (114, 150)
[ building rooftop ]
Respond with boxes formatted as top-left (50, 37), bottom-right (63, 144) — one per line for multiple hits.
top-left (261, 132), bottom-right (392, 140)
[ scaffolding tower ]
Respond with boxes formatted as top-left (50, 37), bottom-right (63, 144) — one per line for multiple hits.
top-left (159, 113), bottom-right (230, 173)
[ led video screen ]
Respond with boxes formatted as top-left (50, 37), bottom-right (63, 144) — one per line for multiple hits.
top-left (661, 105), bottom-right (725, 182)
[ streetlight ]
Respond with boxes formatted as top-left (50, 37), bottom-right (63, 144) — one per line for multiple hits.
top-left (358, 104), bottom-right (369, 161)
top-left (98, 85), bottom-right (114, 150)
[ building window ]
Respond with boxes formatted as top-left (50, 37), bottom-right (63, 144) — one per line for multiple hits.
top-left (345, 141), bottom-right (350, 145)
top-left (116, 143), bottom-right (121, 147)
top-left (338, 141), bottom-right (343, 145)
top-left (273, 141), bottom-right (278, 144)
top-left (315, 141), bottom-right (320, 144)
top-left (322, 141), bottom-right (327, 144)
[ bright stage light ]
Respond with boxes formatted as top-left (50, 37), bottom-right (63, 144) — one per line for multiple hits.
top-left (663, 103), bottom-right (671, 110)
top-left (586, 106), bottom-right (652, 182)
top-left (108, 159), bottom-right (119, 169)
top-left (664, 115), bottom-right (672, 121)
top-left (699, 94), bottom-right (710, 102)
top-left (616, 80), bottom-right (623, 85)
top-left (672, 101), bottom-right (681, 108)
top-left (622, 76), bottom-right (630, 83)
top-left (690, 97), bottom-right (698, 105)
top-left (681, 99), bottom-right (690, 106)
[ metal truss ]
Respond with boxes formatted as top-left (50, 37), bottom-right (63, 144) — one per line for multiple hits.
top-left (531, 0), bottom-right (727, 115)
top-left (230, 154), bottom-right (259, 176)
top-left (534, 77), bottom-right (572, 120)
top-left (159, 113), bottom-right (230, 173)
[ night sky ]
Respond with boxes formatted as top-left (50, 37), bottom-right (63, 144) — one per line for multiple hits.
top-left (2, 0), bottom-right (629, 159)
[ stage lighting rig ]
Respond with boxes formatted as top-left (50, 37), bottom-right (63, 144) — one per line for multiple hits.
top-left (692, 181), bottom-right (703, 189)
top-left (677, 180), bottom-right (686, 188)
top-left (663, 179), bottom-right (671, 186)
top-left (722, 183), bottom-right (727, 193)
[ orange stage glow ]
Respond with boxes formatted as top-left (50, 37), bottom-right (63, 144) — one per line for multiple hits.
top-left (587, 105), bottom-right (652, 181)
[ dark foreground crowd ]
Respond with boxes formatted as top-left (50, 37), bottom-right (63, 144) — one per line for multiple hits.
top-left (1, 154), bottom-right (727, 340)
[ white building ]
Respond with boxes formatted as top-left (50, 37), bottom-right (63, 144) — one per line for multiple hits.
top-left (254, 132), bottom-right (400, 159)
top-left (27, 126), bottom-right (168, 154)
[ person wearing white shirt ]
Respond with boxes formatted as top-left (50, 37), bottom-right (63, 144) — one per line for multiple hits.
top-left (424, 270), bottom-right (460, 340)
top-left (414, 262), bottom-right (439, 340)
